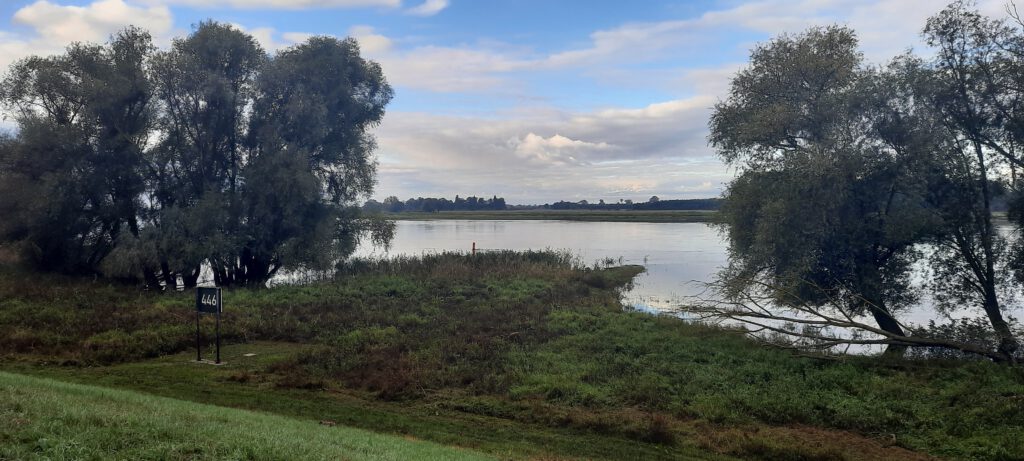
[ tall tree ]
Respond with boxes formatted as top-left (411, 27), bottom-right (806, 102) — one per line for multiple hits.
top-left (709, 27), bottom-right (936, 354)
top-left (219, 36), bottom-right (393, 287)
top-left (921, 2), bottom-right (1021, 360)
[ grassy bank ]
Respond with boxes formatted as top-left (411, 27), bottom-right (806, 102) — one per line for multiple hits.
top-left (384, 209), bottom-right (719, 223)
top-left (1, 252), bottom-right (1023, 460)
top-left (0, 371), bottom-right (492, 460)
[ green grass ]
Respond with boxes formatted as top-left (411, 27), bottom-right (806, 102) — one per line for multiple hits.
top-left (2, 342), bottom-right (716, 461)
top-left (384, 210), bottom-right (719, 223)
top-left (1, 252), bottom-right (1023, 460)
top-left (0, 370), bottom-right (493, 460)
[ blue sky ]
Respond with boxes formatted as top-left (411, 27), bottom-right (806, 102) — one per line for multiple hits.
top-left (0, 0), bottom-right (1009, 203)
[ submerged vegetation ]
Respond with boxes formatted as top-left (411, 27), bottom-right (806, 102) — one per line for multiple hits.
top-left (1, 251), bottom-right (1022, 460)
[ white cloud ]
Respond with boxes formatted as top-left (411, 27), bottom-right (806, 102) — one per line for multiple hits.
top-left (347, 26), bottom-right (528, 92)
top-left (228, 23), bottom-right (313, 51)
top-left (347, 1), bottom-right (999, 95)
top-left (0, 0), bottom-right (173, 73)
top-left (512, 133), bottom-right (611, 165)
top-left (405, 0), bottom-right (448, 16)
top-left (13, 0), bottom-right (172, 44)
top-left (282, 32), bottom-right (315, 44)
top-left (537, 0), bottom-right (1011, 71)
top-left (349, 25), bottom-right (393, 54)
top-left (364, 42), bottom-right (530, 92)
top-left (139, 0), bottom-right (400, 9)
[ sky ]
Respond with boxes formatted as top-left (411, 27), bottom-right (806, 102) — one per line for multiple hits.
top-left (0, 0), bottom-right (1014, 204)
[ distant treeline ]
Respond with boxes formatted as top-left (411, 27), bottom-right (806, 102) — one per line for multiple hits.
top-left (530, 197), bottom-right (722, 211)
top-left (364, 196), bottom-right (507, 212)
top-left (364, 195), bottom-right (722, 212)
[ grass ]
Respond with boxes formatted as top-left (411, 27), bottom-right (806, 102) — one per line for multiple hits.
top-left (0, 370), bottom-right (493, 460)
top-left (2, 342), bottom-right (715, 461)
top-left (383, 210), bottom-right (719, 223)
top-left (1, 251), bottom-right (1023, 460)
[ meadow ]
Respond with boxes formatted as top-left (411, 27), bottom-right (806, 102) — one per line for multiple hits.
top-left (1, 251), bottom-right (1022, 460)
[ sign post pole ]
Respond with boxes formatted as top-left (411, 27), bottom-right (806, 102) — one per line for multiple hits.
top-left (196, 300), bottom-right (201, 362)
top-left (215, 289), bottom-right (221, 364)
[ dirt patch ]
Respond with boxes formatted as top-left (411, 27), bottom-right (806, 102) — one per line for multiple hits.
top-left (694, 422), bottom-right (936, 461)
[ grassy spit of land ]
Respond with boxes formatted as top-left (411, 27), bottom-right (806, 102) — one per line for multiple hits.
top-left (0, 251), bottom-right (1022, 460)
top-left (383, 209), bottom-right (720, 223)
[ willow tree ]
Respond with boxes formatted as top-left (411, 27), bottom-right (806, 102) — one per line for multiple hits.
top-left (708, 27), bottom-right (936, 355)
top-left (122, 22), bottom-right (395, 288)
top-left (230, 35), bottom-right (395, 287)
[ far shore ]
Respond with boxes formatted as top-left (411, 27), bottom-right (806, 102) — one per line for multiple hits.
top-left (381, 209), bottom-right (720, 223)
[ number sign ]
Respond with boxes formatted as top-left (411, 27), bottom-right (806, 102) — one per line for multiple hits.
top-left (196, 287), bottom-right (222, 314)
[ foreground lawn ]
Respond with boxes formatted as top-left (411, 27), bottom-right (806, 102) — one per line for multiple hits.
top-left (0, 371), bottom-right (492, 461)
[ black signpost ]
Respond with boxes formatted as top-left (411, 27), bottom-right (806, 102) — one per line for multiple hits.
top-left (195, 287), bottom-right (222, 364)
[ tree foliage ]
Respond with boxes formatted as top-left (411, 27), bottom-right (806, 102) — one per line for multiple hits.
top-left (0, 22), bottom-right (393, 288)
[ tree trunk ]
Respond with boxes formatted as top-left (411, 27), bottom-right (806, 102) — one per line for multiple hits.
top-left (160, 259), bottom-right (176, 291)
top-left (865, 299), bottom-right (907, 357)
top-left (982, 285), bottom-right (1019, 363)
top-left (972, 140), bottom-right (1019, 363)
top-left (244, 256), bottom-right (271, 289)
top-left (182, 265), bottom-right (201, 288)
top-left (859, 268), bottom-right (908, 357)
top-left (143, 267), bottom-right (160, 291)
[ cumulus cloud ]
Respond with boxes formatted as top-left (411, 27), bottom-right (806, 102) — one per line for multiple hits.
top-left (405, 0), bottom-right (448, 16)
top-left (511, 133), bottom-right (612, 165)
top-left (349, 25), bottom-right (393, 54)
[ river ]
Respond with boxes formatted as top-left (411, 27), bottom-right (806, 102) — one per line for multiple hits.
top-left (353, 219), bottom-right (1022, 328)
top-left (354, 219), bottom-right (723, 313)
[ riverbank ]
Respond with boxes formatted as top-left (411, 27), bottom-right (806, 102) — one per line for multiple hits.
top-left (1, 252), bottom-right (1021, 460)
top-left (383, 209), bottom-right (719, 223)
